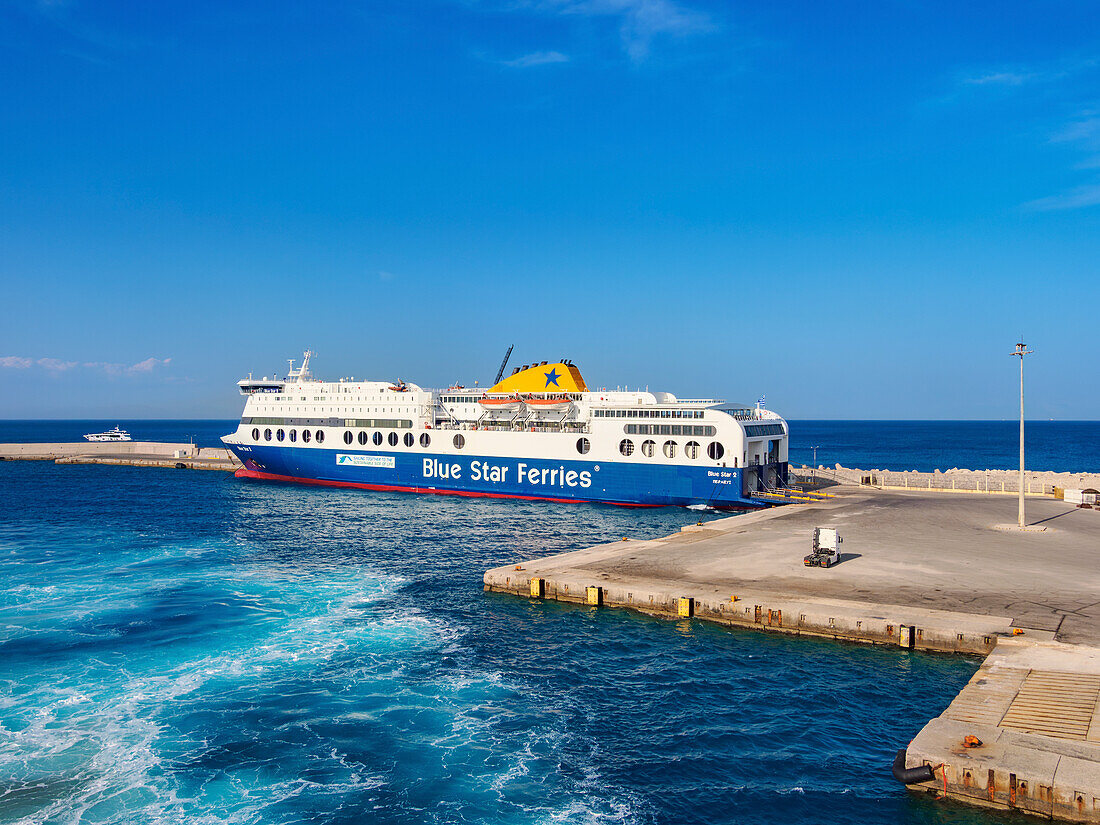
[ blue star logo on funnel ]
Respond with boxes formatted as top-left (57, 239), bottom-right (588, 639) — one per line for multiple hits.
top-left (544, 368), bottom-right (561, 388)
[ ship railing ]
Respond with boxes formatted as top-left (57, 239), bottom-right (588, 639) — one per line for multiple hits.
top-left (429, 420), bottom-right (591, 434)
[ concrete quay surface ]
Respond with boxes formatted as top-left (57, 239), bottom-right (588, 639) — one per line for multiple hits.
top-left (908, 639), bottom-right (1100, 822)
top-left (484, 488), bottom-right (1100, 821)
top-left (0, 442), bottom-right (241, 471)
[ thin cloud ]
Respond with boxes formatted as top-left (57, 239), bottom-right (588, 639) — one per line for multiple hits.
top-left (499, 50), bottom-right (570, 68)
top-left (0, 356), bottom-right (77, 371)
top-left (962, 71), bottom-right (1032, 87)
top-left (1026, 110), bottom-right (1100, 210)
top-left (481, 0), bottom-right (712, 62)
top-left (1025, 182), bottom-right (1100, 211)
top-left (564, 0), bottom-right (712, 60)
top-left (1, 356), bottom-right (172, 375)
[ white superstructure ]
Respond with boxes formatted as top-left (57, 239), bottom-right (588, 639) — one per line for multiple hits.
top-left (223, 352), bottom-right (789, 507)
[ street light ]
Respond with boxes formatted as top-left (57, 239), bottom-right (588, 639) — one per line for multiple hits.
top-left (811, 445), bottom-right (820, 481)
top-left (1011, 341), bottom-right (1033, 528)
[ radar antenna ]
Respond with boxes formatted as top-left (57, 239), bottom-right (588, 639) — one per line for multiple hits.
top-left (287, 350), bottom-right (315, 383)
top-left (493, 344), bottom-right (514, 386)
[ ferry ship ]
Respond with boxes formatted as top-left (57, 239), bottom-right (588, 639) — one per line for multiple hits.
top-left (221, 352), bottom-right (789, 508)
top-left (84, 426), bottom-right (132, 442)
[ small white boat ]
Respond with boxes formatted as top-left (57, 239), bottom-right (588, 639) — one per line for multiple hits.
top-left (84, 426), bottom-right (132, 442)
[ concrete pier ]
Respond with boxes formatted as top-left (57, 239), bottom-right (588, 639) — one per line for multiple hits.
top-left (484, 488), bottom-right (1100, 821)
top-left (0, 442), bottom-right (241, 471)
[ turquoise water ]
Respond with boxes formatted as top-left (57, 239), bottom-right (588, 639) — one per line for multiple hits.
top-left (1, 458), bottom-right (1004, 824)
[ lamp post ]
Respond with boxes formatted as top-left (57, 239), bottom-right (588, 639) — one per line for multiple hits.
top-left (1011, 342), bottom-right (1033, 528)
top-left (811, 445), bottom-right (820, 480)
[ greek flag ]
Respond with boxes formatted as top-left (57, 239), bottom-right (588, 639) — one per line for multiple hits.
top-left (757, 394), bottom-right (765, 407)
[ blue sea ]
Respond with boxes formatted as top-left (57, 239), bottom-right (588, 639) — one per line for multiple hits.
top-left (4, 421), bottom-right (1088, 824)
top-left (3, 418), bottom-right (1099, 473)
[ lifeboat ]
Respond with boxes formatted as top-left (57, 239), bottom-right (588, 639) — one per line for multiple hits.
top-left (523, 395), bottom-right (572, 411)
top-left (478, 394), bottom-right (523, 411)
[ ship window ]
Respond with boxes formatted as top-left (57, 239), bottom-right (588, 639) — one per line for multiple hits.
top-left (303, 429), bottom-right (312, 443)
top-left (576, 437), bottom-right (590, 455)
top-left (619, 439), bottom-right (634, 456)
top-left (264, 428), bottom-right (272, 441)
top-left (251, 428), bottom-right (260, 441)
top-left (453, 434), bottom-right (465, 449)
top-left (663, 440), bottom-right (677, 459)
top-left (671, 425), bottom-right (682, 436)
top-left (316, 430), bottom-right (325, 444)
top-left (659, 425), bottom-right (671, 435)
top-left (685, 441), bottom-right (700, 459)
top-left (403, 433), bottom-right (414, 448)
top-left (641, 439), bottom-right (655, 458)
top-left (358, 431), bottom-right (368, 445)
top-left (343, 431), bottom-right (353, 445)
top-left (420, 433), bottom-right (430, 448)
top-left (388, 432), bottom-right (398, 447)
top-left (290, 429), bottom-right (297, 442)
top-left (276, 428), bottom-right (285, 442)
top-left (373, 432), bottom-right (383, 446)
top-left (707, 442), bottom-right (725, 461)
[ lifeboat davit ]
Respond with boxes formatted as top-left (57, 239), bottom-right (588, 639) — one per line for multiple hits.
top-left (478, 395), bottom-right (524, 411)
top-left (524, 395), bottom-right (571, 411)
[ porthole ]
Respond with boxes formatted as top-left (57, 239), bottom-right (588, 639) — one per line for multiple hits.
top-left (707, 442), bottom-right (725, 461)
top-left (576, 437), bottom-right (590, 455)
top-left (403, 432), bottom-right (414, 448)
top-left (251, 428), bottom-right (260, 441)
top-left (316, 430), bottom-right (325, 444)
top-left (358, 431), bottom-right (368, 445)
top-left (454, 433), bottom-right (465, 449)
top-left (303, 429), bottom-right (312, 443)
top-left (373, 432), bottom-right (383, 446)
top-left (685, 441), bottom-right (700, 460)
top-left (663, 440), bottom-right (677, 459)
top-left (641, 439), bottom-right (655, 458)
top-left (343, 431), bottom-right (353, 445)
top-left (290, 429), bottom-right (297, 442)
top-left (619, 439), bottom-right (634, 457)
top-left (420, 433), bottom-right (430, 448)
top-left (388, 432), bottom-right (399, 447)
top-left (264, 428), bottom-right (272, 442)
top-left (276, 428), bottom-right (285, 442)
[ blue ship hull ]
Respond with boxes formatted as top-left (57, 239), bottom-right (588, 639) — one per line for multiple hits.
top-left (227, 443), bottom-right (779, 508)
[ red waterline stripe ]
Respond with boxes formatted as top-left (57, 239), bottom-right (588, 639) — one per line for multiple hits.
top-left (233, 467), bottom-right (665, 508)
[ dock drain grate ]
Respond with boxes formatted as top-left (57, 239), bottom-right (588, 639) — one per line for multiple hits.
top-left (998, 671), bottom-right (1100, 741)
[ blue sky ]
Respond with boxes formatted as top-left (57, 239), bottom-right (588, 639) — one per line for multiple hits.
top-left (2, 0), bottom-right (1098, 419)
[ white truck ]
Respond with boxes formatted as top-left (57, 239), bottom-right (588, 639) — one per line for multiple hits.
top-left (804, 527), bottom-right (842, 568)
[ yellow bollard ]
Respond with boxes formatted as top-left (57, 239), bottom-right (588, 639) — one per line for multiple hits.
top-left (529, 577), bottom-right (545, 598)
top-left (678, 597), bottom-right (694, 618)
top-left (586, 585), bottom-right (602, 606)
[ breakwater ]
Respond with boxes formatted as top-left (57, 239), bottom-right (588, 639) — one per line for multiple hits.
top-left (0, 441), bottom-right (241, 471)
top-left (806, 464), bottom-right (1100, 495)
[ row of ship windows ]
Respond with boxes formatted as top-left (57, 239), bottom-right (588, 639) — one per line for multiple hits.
top-left (252, 427), bottom-right (434, 448)
top-left (247, 428), bottom-right (728, 462)
top-left (594, 409), bottom-right (704, 419)
top-left (623, 424), bottom-right (716, 436)
top-left (576, 437), bottom-right (726, 462)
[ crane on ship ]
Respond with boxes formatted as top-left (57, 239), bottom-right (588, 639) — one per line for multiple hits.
top-left (493, 345), bottom-right (514, 386)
